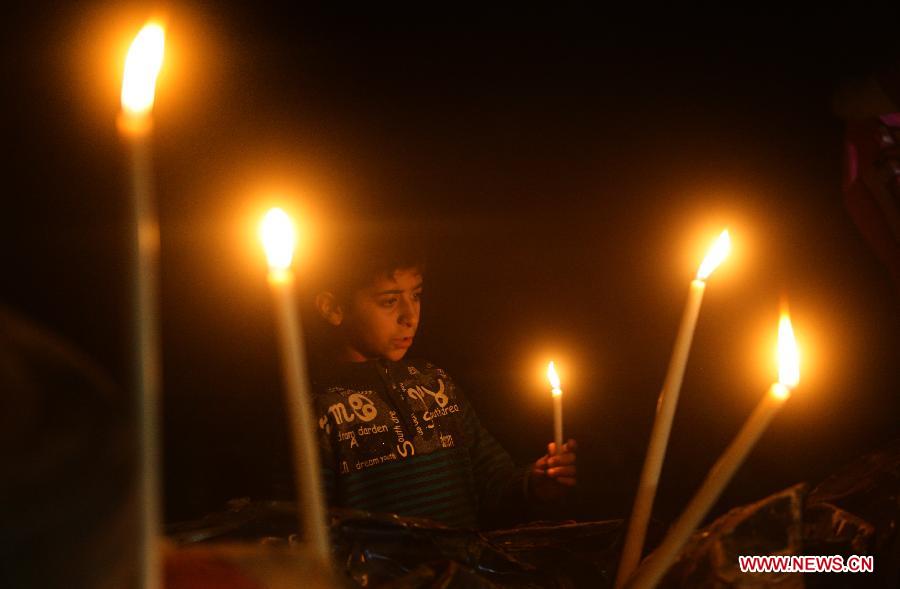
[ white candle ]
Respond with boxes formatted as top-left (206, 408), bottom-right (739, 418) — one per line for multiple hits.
top-left (261, 208), bottom-right (331, 565)
top-left (118, 21), bottom-right (165, 589)
top-left (547, 361), bottom-right (564, 452)
top-left (616, 229), bottom-right (731, 588)
top-left (626, 312), bottom-right (800, 589)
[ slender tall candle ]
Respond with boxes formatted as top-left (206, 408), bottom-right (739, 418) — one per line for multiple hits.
top-left (260, 208), bottom-right (331, 565)
top-left (118, 22), bottom-right (165, 589)
top-left (547, 361), bottom-right (564, 452)
top-left (616, 230), bottom-right (731, 588)
top-left (627, 312), bottom-right (801, 589)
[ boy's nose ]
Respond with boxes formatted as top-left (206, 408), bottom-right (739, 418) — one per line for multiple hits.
top-left (398, 301), bottom-right (419, 328)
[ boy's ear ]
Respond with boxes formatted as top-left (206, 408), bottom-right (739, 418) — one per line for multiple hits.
top-left (315, 292), bottom-right (344, 326)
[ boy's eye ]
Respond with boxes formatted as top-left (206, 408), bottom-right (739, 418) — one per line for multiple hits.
top-left (412, 291), bottom-right (422, 301)
top-left (379, 298), bottom-right (398, 307)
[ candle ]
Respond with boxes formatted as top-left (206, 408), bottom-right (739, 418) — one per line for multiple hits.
top-left (626, 311), bottom-right (801, 588)
top-left (260, 208), bottom-right (331, 565)
top-left (118, 21), bottom-right (165, 589)
top-left (615, 229), bottom-right (731, 588)
top-left (547, 361), bottom-right (564, 452)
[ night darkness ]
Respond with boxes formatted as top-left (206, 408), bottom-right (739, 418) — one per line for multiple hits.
top-left (3, 3), bottom-right (899, 534)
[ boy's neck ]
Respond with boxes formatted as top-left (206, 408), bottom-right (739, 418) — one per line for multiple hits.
top-left (338, 345), bottom-right (381, 364)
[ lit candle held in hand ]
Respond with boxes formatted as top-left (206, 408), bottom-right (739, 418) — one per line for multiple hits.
top-left (547, 361), bottom-right (564, 453)
top-left (616, 229), bottom-right (732, 588)
top-left (627, 311), bottom-right (801, 589)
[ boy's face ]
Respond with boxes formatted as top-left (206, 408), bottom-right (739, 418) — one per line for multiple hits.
top-left (341, 267), bottom-right (423, 362)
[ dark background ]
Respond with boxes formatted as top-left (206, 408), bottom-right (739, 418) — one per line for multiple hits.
top-left (3, 4), bottom-right (898, 529)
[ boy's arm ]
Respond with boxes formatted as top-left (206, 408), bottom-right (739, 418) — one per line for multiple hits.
top-left (456, 386), bottom-right (577, 526)
top-left (457, 391), bottom-right (532, 527)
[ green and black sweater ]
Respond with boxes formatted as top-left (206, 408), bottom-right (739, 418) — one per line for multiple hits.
top-left (313, 358), bottom-right (532, 529)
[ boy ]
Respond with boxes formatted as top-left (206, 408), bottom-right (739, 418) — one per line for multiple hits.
top-left (309, 243), bottom-right (577, 529)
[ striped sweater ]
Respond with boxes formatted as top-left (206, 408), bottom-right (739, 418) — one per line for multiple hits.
top-left (313, 358), bottom-right (530, 528)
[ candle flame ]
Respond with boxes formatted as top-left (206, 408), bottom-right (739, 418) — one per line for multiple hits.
top-left (777, 312), bottom-right (800, 388)
top-left (121, 22), bottom-right (166, 117)
top-left (696, 229), bottom-right (731, 280)
top-left (547, 361), bottom-right (562, 395)
top-left (260, 208), bottom-right (296, 271)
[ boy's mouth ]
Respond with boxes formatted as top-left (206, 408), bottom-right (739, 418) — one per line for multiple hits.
top-left (392, 336), bottom-right (414, 348)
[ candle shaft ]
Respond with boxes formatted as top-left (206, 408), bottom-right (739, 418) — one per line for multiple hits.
top-left (126, 129), bottom-right (162, 589)
top-left (616, 279), bottom-right (706, 587)
top-left (626, 385), bottom-right (786, 589)
top-left (553, 392), bottom-right (564, 451)
top-left (269, 273), bottom-right (331, 564)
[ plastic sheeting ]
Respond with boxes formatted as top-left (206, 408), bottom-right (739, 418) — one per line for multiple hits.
top-left (166, 440), bottom-right (899, 588)
top-left (169, 504), bottom-right (623, 587)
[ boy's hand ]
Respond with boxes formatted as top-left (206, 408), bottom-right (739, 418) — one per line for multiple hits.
top-left (529, 439), bottom-right (577, 502)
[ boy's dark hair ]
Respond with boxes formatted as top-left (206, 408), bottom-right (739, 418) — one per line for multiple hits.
top-left (311, 223), bottom-right (427, 302)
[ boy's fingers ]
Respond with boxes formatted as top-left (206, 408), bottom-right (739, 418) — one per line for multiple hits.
top-left (534, 455), bottom-right (550, 469)
top-left (548, 466), bottom-right (576, 478)
top-left (549, 440), bottom-right (578, 455)
top-left (548, 453), bottom-right (576, 467)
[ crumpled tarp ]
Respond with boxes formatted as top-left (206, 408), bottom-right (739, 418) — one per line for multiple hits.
top-left (166, 439), bottom-right (900, 588)
top-left (658, 439), bottom-right (900, 588)
top-left (168, 503), bottom-right (624, 587)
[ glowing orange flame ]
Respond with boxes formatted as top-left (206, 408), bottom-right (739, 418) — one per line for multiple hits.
top-left (777, 311), bottom-right (800, 389)
top-left (260, 208), bottom-right (296, 271)
top-left (121, 22), bottom-right (165, 117)
top-left (696, 229), bottom-right (731, 280)
top-left (547, 361), bottom-right (562, 396)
